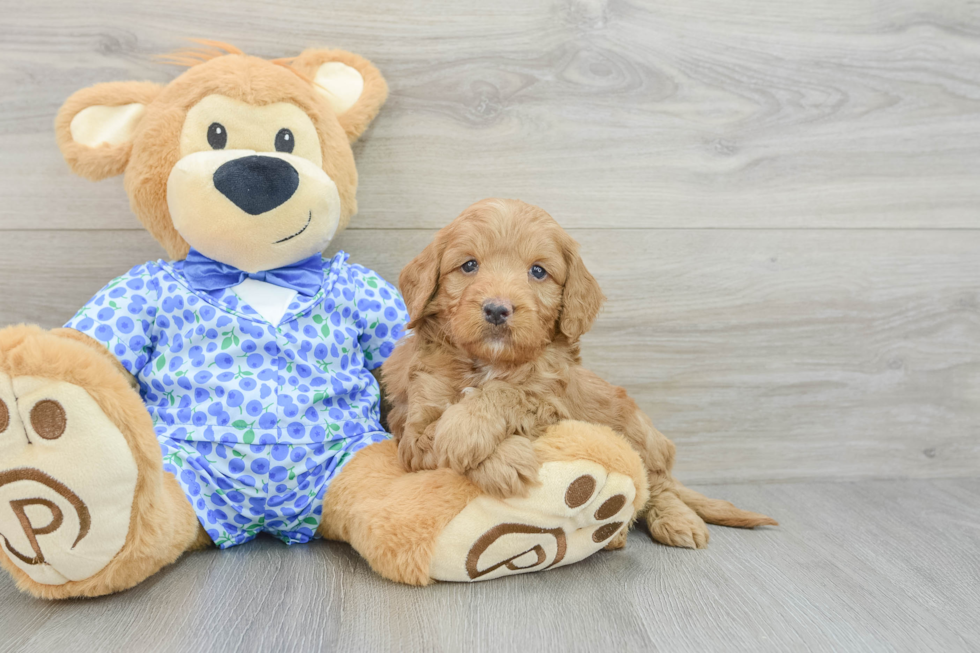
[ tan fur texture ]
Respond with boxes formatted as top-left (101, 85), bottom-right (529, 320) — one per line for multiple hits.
top-left (320, 420), bottom-right (649, 586)
top-left (319, 439), bottom-right (482, 586)
top-left (384, 199), bottom-right (777, 547)
top-left (0, 325), bottom-right (203, 598)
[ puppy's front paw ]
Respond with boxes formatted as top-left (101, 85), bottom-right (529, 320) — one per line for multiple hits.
top-left (434, 402), bottom-right (507, 474)
top-left (398, 424), bottom-right (438, 472)
top-left (466, 436), bottom-right (539, 499)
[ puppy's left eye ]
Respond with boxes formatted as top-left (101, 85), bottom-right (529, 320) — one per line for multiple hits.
top-left (530, 264), bottom-right (548, 280)
top-left (275, 128), bottom-right (295, 153)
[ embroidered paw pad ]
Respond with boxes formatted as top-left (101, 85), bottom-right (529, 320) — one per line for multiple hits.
top-left (429, 459), bottom-right (636, 582)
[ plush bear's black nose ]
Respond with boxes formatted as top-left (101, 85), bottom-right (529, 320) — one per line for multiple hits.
top-left (213, 155), bottom-right (299, 215)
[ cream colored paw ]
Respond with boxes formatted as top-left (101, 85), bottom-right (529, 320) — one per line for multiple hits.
top-left (603, 528), bottom-right (628, 550)
top-left (429, 458), bottom-right (636, 582)
top-left (0, 372), bottom-right (137, 585)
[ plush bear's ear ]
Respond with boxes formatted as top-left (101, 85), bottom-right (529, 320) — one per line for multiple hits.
top-left (287, 49), bottom-right (388, 142)
top-left (55, 81), bottom-right (163, 181)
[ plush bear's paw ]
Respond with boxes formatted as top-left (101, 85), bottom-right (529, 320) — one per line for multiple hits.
top-left (429, 458), bottom-right (636, 582)
top-left (0, 370), bottom-right (138, 586)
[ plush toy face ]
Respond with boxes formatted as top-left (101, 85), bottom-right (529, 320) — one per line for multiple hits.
top-left (56, 43), bottom-right (388, 272)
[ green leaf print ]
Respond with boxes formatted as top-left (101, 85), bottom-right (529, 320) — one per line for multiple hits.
top-left (156, 354), bottom-right (166, 371)
top-left (321, 324), bottom-right (330, 338)
top-left (221, 336), bottom-right (233, 350)
top-left (232, 420), bottom-right (249, 430)
top-left (366, 277), bottom-right (378, 289)
top-left (243, 429), bottom-right (255, 444)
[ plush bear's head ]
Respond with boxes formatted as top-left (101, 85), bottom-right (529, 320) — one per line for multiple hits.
top-left (56, 42), bottom-right (387, 273)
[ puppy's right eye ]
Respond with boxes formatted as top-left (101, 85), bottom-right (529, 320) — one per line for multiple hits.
top-left (207, 123), bottom-right (227, 150)
top-left (461, 259), bottom-right (479, 274)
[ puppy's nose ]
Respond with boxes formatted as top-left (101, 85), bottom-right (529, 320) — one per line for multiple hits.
top-left (482, 300), bottom-right (513, 326)
top-left (213, 155), bottom-right (299, 215)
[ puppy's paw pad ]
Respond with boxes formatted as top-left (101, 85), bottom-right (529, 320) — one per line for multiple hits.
top-left (0, 374), bottom-right (138, 585)
top-left (430, 459), bottom-right (637, 582)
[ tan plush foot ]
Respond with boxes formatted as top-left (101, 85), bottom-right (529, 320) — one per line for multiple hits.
top-left (430, 456), bottom-right (639, 581)
top-left (0, 326), bottom-right (199, 598)
top-left (322, 421), bottom-right (648, 586)
top-left (0, 371), bottom-right (139, 585)
top-left (425, 421), bottom-right (649, 582)
top-left (603, 528), bottom-right (628, 551)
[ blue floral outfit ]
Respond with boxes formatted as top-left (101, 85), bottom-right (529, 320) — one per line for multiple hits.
top-left (65, 252), bottom-right (408, 548)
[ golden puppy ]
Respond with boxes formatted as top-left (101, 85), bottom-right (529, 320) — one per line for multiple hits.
top-left (383, 198), bottom-right (776, 549)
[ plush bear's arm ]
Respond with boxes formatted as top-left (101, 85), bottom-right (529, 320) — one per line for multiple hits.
top-left (52, 328), bottom-right (140, 392)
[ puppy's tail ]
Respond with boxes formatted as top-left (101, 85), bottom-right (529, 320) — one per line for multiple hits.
top-left (674, 483), bottom-right (778, 528)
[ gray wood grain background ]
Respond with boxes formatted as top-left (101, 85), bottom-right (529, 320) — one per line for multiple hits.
top-left (1, 0), bottom-right (978, 650)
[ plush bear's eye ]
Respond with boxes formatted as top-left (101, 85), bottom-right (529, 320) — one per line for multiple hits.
top-left (530, 264), bottom-right (548, 280)
top-left (275, 128), bottom-right (295, 154)
top-left (207, 123), bottom-right (227, 150)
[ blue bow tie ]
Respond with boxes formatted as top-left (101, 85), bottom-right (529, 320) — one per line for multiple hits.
top-left (182, 249), bottom-right (325, 297)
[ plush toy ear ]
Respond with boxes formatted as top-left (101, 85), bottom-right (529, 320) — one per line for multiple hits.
top-left (558, 234), bottom-right (606, 341)
top-left (288, 49), bottom-right (388, 142)
top-left (55, 81), bottom-right (162, 181)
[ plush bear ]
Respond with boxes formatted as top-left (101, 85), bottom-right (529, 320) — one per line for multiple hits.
top-left (0, 42), bottom-right (648, 598)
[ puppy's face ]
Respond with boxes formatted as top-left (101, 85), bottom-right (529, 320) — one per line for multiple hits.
top-left (402, 199), bottom-right (604, 364)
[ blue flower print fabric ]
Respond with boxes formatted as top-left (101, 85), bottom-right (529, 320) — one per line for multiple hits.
top-left (65, 252), bottom-right (408, 548)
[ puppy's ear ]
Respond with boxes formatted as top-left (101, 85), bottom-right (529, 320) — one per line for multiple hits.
top-left (558, 235), bottom-right (605, 341)
top-left (400, 236), bottom-right (444, 329)
top-left (55, 81), bottom-right (163, 181)
top-left (288, 49), bottom-right (388, 142)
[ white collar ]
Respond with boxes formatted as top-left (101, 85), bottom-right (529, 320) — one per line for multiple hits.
top-left (231, 278), bottom-right (297, 326)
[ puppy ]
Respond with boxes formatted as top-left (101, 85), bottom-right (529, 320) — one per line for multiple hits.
top-left (383, 198), bottom-right (776, 549)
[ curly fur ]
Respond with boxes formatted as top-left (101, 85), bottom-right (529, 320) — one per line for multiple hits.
top-left (384, 198), bottom-right (777, 547)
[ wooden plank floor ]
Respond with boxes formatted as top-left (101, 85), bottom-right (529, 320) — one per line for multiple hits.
top-left (1, 0), bottom-right (979, 650)
top-left (1, 478), bottom-right (978, 653)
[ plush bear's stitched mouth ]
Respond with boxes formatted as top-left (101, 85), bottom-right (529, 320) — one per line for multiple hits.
top-left (274, 211), bottom-right (312, 244)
